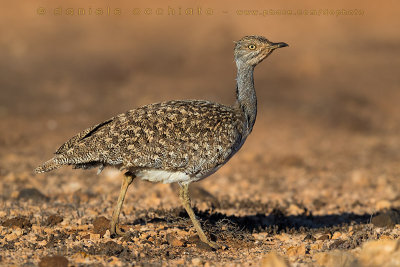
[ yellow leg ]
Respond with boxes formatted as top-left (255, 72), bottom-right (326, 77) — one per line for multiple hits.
top-left (110, 172), bottom-right (135, 237)
top-left (179, 183), bottom-right (220, 249)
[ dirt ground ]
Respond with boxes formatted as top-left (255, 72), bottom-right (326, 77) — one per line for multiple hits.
top-left (1, 0), bottom-right (400, 266)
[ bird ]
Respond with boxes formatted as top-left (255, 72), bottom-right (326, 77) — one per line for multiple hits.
top-left (34, 35), bottom-right (288, 249)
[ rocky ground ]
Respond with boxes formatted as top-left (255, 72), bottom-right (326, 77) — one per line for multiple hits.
top-left (1, 0), bottom-right (400, 266)
top-left (1, 101), bottom-right (400, 266)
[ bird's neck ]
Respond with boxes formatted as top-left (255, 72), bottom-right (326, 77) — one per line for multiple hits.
top-left (235, 63), bottom-right (257, 135)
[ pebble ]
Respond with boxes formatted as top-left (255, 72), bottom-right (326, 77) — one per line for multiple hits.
top-left (371, 210), bottom-right (400, 228)
top-left (314, 250), bottom-right (357, 267)
top-left (5, 233), bottom-right (18, 241)
top-left (303, 233), bottom-right (316, 241)
top-left (2, 217), bottom-right (32, 229)
top-left (375, 200), bottom-right (391, 210)
top-left (103, 229), bottom-right (111, 239)
top-left (261, 252), bottom-right (290, 267)
top-left (90, 233), bottom-right (101, 240)
top-left (166, 233), bottom-right (184, 247)
top-left (358, 239), bottom-right (400, 267)
top-left (93, 216), bottom-right (110, 236)
top-left (287, 204), bottom-right (303, 215)
top-left (317, 234), bottom-right (330, 241)
top-left (18, 188), bottom-right (49, 202)
top-left (46, 215), bottom-right (63, 226)
top-left (286, 244), bottom-right (306, 257)
top-left (331, 231), bottom-right (341, 240)
top-left (174, 259), bottom-right (185, 265)
top-left (310, 242), bottom-right (323, 251)
top-left (379, 234), bottom-right (392, 240)
top-left (39, 255), bottom-right (68, 267)
top-left (276, 233), bottom-right (291, 242)
top-left (101, 241), bottom-right (124, 256)
top-left (191, 257), bottom-right (202, 266)
top-left (107, 256), bottom-right (124, 267)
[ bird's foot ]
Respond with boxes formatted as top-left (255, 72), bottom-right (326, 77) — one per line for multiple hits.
top-left (110, 223), bottom-right (127, 238)
top-left (199, 238), bottom-right (221, 250)
top-left (207, 240), bottom-right (221, 250)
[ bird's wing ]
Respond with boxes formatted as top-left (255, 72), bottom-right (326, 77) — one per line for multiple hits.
top-left (42, 100), bottom-right (244, 175)
top-left (55, 119), bottom-right (114, 154)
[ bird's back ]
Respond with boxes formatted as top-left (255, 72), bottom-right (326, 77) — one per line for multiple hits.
top-left (35, 100), bottom-right (246, 180)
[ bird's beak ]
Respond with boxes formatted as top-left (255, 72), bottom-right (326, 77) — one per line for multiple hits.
top-left (270, 42), bottom-right (289, 49)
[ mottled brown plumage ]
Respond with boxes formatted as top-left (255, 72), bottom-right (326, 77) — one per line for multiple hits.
top-left (35, 101), bottom-right (245, 181)
top-left (35, 36), bottom-right (288, 249)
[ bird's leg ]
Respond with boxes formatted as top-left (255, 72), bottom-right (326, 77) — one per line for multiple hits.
top-left (179, 183), bottom-right (220, 249)
top-left (110, 172), bottom-right (135, 237)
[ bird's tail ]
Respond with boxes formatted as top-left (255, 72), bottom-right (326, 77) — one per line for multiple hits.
top-left (34, 158), bottom-right (62, 173)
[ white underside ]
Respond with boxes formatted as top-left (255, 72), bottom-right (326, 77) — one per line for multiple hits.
top-left (135, 169), bottom-right (192, 184)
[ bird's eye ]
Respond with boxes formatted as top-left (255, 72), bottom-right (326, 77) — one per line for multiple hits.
top-left (248, 44), bottom-right (256, 50)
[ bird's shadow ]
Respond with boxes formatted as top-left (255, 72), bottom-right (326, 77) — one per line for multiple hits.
top-left (131, 205), bottom-right (372, 235)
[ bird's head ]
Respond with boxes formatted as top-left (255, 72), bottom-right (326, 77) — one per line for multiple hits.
top-left (234, 36), bottom-right (288, 67)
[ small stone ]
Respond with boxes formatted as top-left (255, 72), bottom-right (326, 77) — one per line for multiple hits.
top-left (376, 200), bottom-right (391, 210)
top-left (358, 240), bottom-right (400, 266)
top-left (103, 229), bottom-right (111, 239)
top-left (286, 244), bottom-right (306, 257)
top-left (261, 252), bottom-right (290, 267)
top-left (278, 154), bottom-right (305, 167)
top-left (37, 240), bottom-right (47, 246)
top-left (90, 233), bottom-right (101, 240)
top-left (46, 215), bottom-right (63, 226)
top-left (18, 188), bottom-right (49, 202)
top-left (317, 234), bottom-right (330, 241)
top-left (11, 191), bottom-right (20, 198)
top-left (331, 231), bottom-right (342, 239)
top-left (93, 216), bottom-right (110, 236)
top-left (303, 233), bottom-right (316, 241)
top-left (194, 240), bottom-right (213, 251)
top-left (310, 242), bottom-right (323, 250)
top-left (351, 170), bottom-right (369, 186)
top-left (329, 239), bottom-right (346, 249)
top-left (314, 251), bottom-right (357, 267)
top-left (5, 233), bottom-right (18, 241)
top-left (191, 257), bottom-right (202, 266)
top-left (22, 262), bottom-right (35, 267)
top-left (380, 234), bottom-right (392, 240)
top-left (166, 233), bottom-right (184, 247)
top-left (276, 233), bottom-right (291, 242)
top-left (107, 256), bottom-right (124, 267)
top-left (174, 259), bottom-right (185, 265)
top-left (2, 217), bottom-right (32, 229)
top-left (221, 244), bottom-right (229, 250)
top-left (72, 190), bottom-right (91, 204)
top-left (313, 199), bottom-right (326, 209)
top-left (100, 241), bottom-right (124, 256)
top-left (371, 210), bottom-right (400, 228)
top-left (14, 228), bottom-right (24, 236)
top-left (82, 234), bottom-right (90, 239)
top-left (287, 204), bottom-right (303, 215)
top-left (38, 255), bottom-right (68, 267)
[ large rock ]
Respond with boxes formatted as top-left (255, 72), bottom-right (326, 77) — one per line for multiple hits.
top-left (358, 239), bottom-right (400, 267)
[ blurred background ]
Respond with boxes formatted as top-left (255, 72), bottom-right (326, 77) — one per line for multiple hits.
top-left (0, 0), bottom-right (400, 265)
top-left (1, 0), bottom-right (400, 219)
